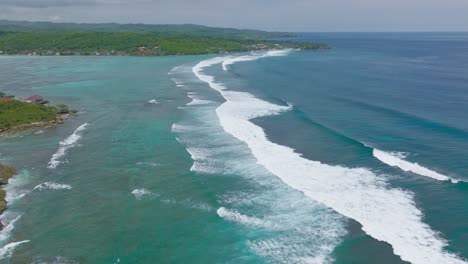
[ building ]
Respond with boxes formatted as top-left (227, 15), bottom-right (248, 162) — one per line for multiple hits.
top-left (26, 95), bottom-right (44, 103)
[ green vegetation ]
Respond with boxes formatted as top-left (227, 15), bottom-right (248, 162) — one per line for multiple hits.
top-left (0, 100), bottom-right (58, 130)
top-left (0, 91), bottom-right (13, 98)
top-left (0, 163), bottom-right (15, 185)
top-left (0, 20), bottom-right (295, 39)
top-left (0, 20), bottom-right (328, 56)
top-left (0, 31), bottom-right (327, 56)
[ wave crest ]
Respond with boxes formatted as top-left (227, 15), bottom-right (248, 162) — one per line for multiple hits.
top-left (373, 148), bottom-right (461, 183)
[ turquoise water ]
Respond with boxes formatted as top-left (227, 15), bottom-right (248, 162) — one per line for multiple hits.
top-left (0, 33), bottom-right (467, 264)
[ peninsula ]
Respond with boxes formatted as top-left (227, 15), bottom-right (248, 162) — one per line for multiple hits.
top-left (0, 93), bottom-right (73, 135)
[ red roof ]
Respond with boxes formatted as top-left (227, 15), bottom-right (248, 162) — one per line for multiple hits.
top-left (0, 97), bottom-right (14, 102)
top-left (26, 95), bottom-right (43, 101)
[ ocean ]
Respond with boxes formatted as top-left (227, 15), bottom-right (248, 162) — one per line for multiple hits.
top-left (0, 33), bottom-right (467, 263)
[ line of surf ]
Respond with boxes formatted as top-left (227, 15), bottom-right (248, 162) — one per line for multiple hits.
top-left (222, 49), bottom-right (293, 71)
top-left (0, 240), bottom-right (29, 260)
top-left (48, 123), bottom-right (88, 169)
top-left (373, 148), bottom-right (462, 183)
top-left (193, 54), bottom-right (466, 264)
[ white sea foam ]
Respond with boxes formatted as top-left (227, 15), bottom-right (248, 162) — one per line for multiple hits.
top-left (185, 147), bottom-right (219, 174)
top-left (31, 256), bottom-right (79, 264)
top-left (0, 215), bottom-right (21, 243)
top-left (148, 99), bottom-right (159, 104)
top-left (5, 192), bottom-right (27, 204)
top-left (48, 123), bottom-right (88, 169)
top-left (33, 182), bottom-right (72, 191)
top-left (222, 50), bottom-right (293, 71)
top-left (217, 207), bottom-right (277, 229)
top-left (3, 170), bottom-right (31, 204)
top-left (193, 55), bottom-right (467, 264)
top-left (132, 189), bottom-right (157, 200)
top-left (373, 149), bottom-right (461, 183)
top-left (135, 161), bottom-right (160, 167)
top-left (185, 92), bottom-right (212, 106)
top-left (0, 240), bottom-right (29, 260)
top-left (171, 123), bottom-right (192, 133)
top-left (186, 98), bottom-right (212, 106)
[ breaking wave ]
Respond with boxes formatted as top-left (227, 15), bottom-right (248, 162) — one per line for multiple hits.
top-left (48, 123), bottom-right (88, 169)
top-left (373, 148), bottom-right (461, 183)
top-left (217, 207), bottom-right (277, 229)
top-left (192, 54), bottom-right (467, 264)
top-left (33, 182), bottom-right (72, 191)
top-left (131, 189), bottom-right (157, 200)
top-left (0, 240), bottom-right (29, 260)
top-left (222, 49), bottom-right (294, 71)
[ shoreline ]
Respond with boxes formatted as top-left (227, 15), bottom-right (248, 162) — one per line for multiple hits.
top-left (0, 46), bottom-right (330, 58)
top-left (0, 113), bottom-right (71, 230)
top-left (0, 163), bottom-right (16, 230)
top-left (0, 113), bottom-right (69, 136)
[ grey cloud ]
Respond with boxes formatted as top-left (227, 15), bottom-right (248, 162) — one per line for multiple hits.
top-left (0, 0), bottom-right (98, 8)
top-left (0, 0), bottom-right (467, 31)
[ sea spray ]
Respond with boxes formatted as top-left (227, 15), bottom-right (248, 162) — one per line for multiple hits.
top-left (222, 50), bottom-right (293, 71)
top-left (131, 189), bottom-right (158, 200)
top-left (193, 54), bottom-right (467, 264)
top-left (33, 182), bottom-right (72, 191)
top-left (48, 123), bottom-right (88, 169)
top-left (217, 207), bottom-right (278, 229)
top-left (0, 215), bottom-right (21, 243)
top-left (0, 240), bottom-right (29, 260)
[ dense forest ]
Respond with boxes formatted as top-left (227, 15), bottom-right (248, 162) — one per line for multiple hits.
top-left (0, 20), bottom-right (328, 56)
top-left (0, 20), bottom-right (294, 39)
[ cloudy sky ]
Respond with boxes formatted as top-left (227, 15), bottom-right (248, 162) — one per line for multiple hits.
top-left (0, 0), bottom-right (467, 32)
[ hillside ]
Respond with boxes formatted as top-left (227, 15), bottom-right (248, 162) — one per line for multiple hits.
top-left (0, 20), bottom-right (295, 39)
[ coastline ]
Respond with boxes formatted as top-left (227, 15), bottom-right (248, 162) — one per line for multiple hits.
top-left (0, 163), bottom-right (16, 229)
top-left (0, 112), bottom-right (71, 230)
top-left (0, 113), bottom-right (69, 137)
top-left (0, 46), bottom-right (330, 58)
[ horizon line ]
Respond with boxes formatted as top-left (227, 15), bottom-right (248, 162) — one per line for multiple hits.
top-left (1, 19), bottom-right (467, 34)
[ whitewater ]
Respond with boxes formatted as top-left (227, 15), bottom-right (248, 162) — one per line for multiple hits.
top-left (372, 148), bottom-right (461, 183)
top-left (48, 123), bottom-right (88, 169)
top-left (192, 52), bottom-right (467, 264)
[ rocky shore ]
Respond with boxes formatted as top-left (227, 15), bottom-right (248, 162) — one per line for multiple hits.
top-left (0, 113), bottom-right (69, 136)
top-left (0, 163), bottom-right (16, 229)
top-left (0, 111), bottom-right (71, 230)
